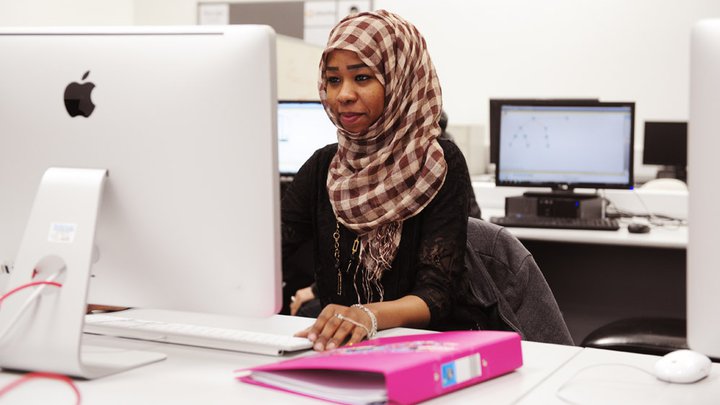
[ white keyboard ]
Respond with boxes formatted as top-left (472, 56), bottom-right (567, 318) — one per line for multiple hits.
top-left (84, 313), bottom-right (313, 356)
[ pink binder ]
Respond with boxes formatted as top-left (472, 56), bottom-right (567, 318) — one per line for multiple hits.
top-left (236, 331), bottom-right (523, 404)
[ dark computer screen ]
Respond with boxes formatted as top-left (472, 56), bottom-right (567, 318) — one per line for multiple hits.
top-left (495, 101), bottom-right (635, 190)
top-left (489, 98), bottom-right (599, 164)
top-left (642, 121), bottom-right (687, 167)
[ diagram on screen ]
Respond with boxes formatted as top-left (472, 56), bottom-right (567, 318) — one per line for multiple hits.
top-left (507, 115), bottom-right (552, 150)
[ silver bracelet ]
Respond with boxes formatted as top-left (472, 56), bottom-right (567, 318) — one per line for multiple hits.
top-left (334, 313), bottom-right (371, 338)
top-left (352, 304), bottom-right (378, 339)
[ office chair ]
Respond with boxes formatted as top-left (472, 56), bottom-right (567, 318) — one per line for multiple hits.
top-left (581, 317), bottom-right (687, 356)
top-left (581, 178), bottom-right (689, 355)
top-left (459, 217), bottom-right (574, 345)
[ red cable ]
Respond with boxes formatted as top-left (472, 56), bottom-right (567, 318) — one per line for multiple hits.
top-left (0, 281), bottom-right (77, 402)
top-left (0, 371), bottom-right (81, 404)
top-left (0, 281), bottom-right (62, 306)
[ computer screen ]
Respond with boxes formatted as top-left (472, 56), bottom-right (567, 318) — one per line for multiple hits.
top-left (488, 98), bottom-right (599, 165)
top-left (688, 19), bottom-right (720, 359)
top-left (495, 101), bottom-right (635, 191)
top-left (0, 26), bottom-right (280, 376)
top-left (277, 100), bottom-right (337, 175)
top-left (643, 121), bottom-right (687, 181)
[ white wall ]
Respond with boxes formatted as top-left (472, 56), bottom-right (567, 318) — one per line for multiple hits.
top-left (373, 0), bottom-right (720, 178)
top-left (133, 1), bottom-right (720, 136)
top-left (374, 0), bottom-right (720, 129)
top-left (135, 0), bottom-right (325, 101)
top-left (132, 0), bottom-right (197, 25)
top-left (0, 0), bottom-right (134, 26)
top-left (276, 35), bottom-right (323, 101)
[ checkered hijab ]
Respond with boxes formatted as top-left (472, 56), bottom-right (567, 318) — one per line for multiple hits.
top-left (319, 10), bottom-right (447, 298)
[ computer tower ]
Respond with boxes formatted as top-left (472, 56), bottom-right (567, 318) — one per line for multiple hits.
top-left (505, 194), bottom-right (604, 219)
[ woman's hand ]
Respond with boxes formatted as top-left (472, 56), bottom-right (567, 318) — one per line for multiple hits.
top-left (289, 286), bottom-right (315, 316)
top-left (294, 304), bottom-right (372, 351)
top-left (294, 296), bottom-right (430, 351)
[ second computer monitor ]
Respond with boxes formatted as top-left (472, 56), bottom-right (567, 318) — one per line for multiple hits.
top-left (495, 101), bottom-right (635, 191)
top-left (277, 100), bottom-right (338, 176)
top-left (643, 121), bottom-right (687, 181)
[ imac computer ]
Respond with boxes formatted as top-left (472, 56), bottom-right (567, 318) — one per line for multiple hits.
top-left (0, 26), bottom-right (279, 377)
top-left (688, 19), bottom-right (720, 359)
top-left (642, 121), bottom-right (688, 182)
top-left (277, 100), bottom-right (337, 176)
top-left (495, 101), bottom-right (635, 193)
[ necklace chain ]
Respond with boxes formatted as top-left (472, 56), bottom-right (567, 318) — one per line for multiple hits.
top-left (334, 221), bottom-right (359, 296)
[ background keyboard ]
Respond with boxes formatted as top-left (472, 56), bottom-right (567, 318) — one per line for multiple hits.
top-left (490, 216), bottom-right (620, 231)
top-left (84, 313), bottom-right (313, 356)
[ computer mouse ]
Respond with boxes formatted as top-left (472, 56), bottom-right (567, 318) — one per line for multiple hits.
top-left (654, 349), bottom-right (712, 383)
top-left (627, 223), bottom-right (651, 234)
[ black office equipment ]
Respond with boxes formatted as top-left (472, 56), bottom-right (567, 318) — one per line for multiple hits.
top-left (581, 318), bottom-right (687, 356)
top-left (490, 100), bottom-right (634, 230)
top-left (489, 216), bottom-right (620, 231)
top-left (642, 121), bottom-right (687, 182)
top-left (504, 193), bottom-right (604, 219)
top-left (627, 223), bottom-right (651, 234)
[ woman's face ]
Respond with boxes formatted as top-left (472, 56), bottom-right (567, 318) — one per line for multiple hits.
top-left (324, 49), bottom-right (385, 133)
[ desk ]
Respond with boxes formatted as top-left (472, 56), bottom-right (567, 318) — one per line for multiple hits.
top-left (0, 314), bottom-right (581, 405)
top-left (424, 341), bottom-right (580, 404)
top-left (478, 197), bottom-right (687, 344)
top-left (1, 317), bottom-right (718, 404)
top-left (482, 208), bottom-right (687, 249)
top-left (517, 348), bottom-right (720, 405)
top-left (0, 331), bottom-right (720, 405)
top-left (473, 182), bottom-right (689, 227)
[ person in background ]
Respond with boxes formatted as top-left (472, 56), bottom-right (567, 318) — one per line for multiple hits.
top-left (439, 110), bottom-right (482, 219)
top-left (281, 10), bottom-right (474, 351)
top-left (438, 110), bottom-right (452, 142)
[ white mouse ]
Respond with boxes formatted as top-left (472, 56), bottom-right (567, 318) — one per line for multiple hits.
top-left (654, 349), bottom-right (712, 383)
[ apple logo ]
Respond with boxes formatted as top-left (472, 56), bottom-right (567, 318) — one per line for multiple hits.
top-left (64, 71), bottom-right (96, 118)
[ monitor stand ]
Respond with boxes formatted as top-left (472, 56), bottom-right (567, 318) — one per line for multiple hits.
top-left (0, 168), bottom-right (165, 379)
top-left (656, 166), bottom-right (687, 183)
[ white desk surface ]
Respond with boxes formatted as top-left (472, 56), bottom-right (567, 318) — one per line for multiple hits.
top-left (483, 208), bottom-right (688, 249)
top-left (0, 311), bottom-right (580, 405)
top-left (2, 311), bottom-right (718, 404)
top-left (516, 347), bottom-right (720, 405)
top-left (424, 341), bottom-right (581, 404)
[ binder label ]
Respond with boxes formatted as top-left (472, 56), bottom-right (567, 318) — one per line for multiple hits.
top-left (441, 353), bottom-right (482, 388)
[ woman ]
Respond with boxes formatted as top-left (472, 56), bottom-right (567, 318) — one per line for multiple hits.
top-left (282, 10), bottom-right (473, 351)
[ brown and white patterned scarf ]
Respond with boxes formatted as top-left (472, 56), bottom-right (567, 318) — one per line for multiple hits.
top-left (319, 10), bottom-right (447, 300)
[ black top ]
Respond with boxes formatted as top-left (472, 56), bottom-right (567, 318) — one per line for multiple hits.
top-left (281, 139), bottom-right (471, 329)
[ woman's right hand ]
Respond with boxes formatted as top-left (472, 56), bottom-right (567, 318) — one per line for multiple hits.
top-left (294, 303), bottom-right (371, 351)
top-left (289, 286), bottom-right (315, 316)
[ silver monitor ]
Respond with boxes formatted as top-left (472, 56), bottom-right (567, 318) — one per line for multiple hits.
top-left (0, 25), bottom-right (279, 377)
top-left (688, 19), bottom-right (720, 359)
